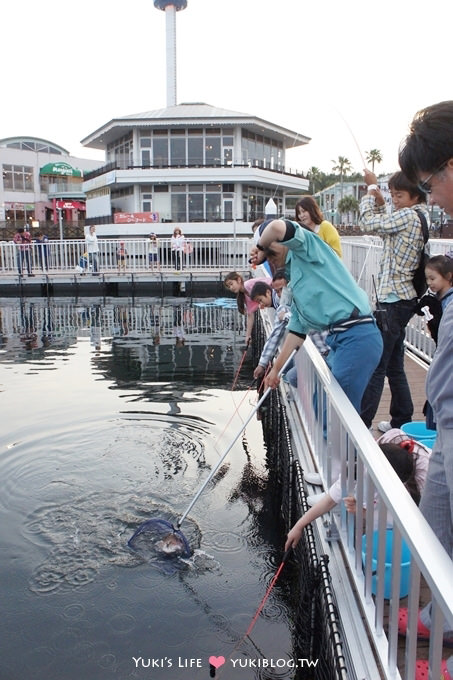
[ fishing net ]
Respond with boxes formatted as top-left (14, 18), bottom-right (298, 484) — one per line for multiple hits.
top-left (128, 518), bottom-right (193, 574)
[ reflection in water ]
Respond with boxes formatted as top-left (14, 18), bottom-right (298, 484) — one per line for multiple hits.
top-left (0, 296), bottom-right (295, 680)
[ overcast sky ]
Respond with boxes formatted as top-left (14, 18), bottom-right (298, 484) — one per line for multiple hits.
top-left (3, 0), bottom-right (451, 176)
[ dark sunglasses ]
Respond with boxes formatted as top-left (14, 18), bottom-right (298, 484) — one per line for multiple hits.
top-left (417, 160), bottom-right (449, 194)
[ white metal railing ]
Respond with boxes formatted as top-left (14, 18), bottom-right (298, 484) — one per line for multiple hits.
top-left (342, 236), bottom-right (453, 363)
top-left (289, 339), bottom-right (453, 680)
top-left (0, 237), bottom-right (252, 275)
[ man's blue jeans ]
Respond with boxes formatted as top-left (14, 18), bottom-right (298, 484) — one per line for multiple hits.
top-left (360, 298), bottom-right (417, 428)
top-left (325, 320), bottom-right (383, 412)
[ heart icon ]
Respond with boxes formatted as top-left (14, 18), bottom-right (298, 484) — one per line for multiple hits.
top-left (209, 656), bottom-right (226, 669)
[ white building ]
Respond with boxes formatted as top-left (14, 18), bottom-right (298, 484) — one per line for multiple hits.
top-left (81, 102), bottom-right (310, 237)
top-left (0, 136), bottom-right (103, 232)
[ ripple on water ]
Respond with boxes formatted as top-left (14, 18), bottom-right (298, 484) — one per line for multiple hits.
top-left (26, 489), bottom-right (204, 594)
top-left (201, 529), bottom-right (247, 553)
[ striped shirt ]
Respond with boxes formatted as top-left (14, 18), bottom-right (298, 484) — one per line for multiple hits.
top-left (359, 195), bottom-right (429, 301)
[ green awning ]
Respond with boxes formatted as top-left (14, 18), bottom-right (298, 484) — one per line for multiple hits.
top-left (40, 162), bottom-right (82, 177)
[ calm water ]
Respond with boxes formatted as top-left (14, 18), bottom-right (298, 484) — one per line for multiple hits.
top-left (0, 297), bottom-right (295, 680)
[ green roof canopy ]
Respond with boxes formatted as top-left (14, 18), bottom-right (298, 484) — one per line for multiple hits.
top-left (40, 162), bottom-right (82, 177)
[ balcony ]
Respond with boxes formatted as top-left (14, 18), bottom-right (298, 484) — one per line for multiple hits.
top-left (47, 183), bottom-right (86, 200)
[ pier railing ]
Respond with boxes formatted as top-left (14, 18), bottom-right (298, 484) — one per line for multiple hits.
top-left (286, 338), bottom-right (453, 680)
top-left (0, 237), bottom-right (252, 276)
top-left (342, 236), bottom-right (453, 363)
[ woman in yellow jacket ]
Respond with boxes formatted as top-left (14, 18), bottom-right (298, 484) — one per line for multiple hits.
top-left (295, 196), bottom-right (342, 258)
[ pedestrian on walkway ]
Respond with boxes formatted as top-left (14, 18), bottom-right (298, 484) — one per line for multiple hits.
top-left (171, 227), bottom-right (185, 271)
top-left (85, 225), bottom-right (99, 274)
top-left (13, 227), bottom-right (34, 276)
top-left (34, 231), bottom-right (49, 271)
top-left (359, 170), bottom-right (429, 433)
top-left (148, 233), bottom-right (160, 271)
top-left (398, 100), bottom-right (453, 680)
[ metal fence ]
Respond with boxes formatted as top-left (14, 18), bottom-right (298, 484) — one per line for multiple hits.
top-left (284, 338), bottom-right (453, 680)
top-left (0, 237), bottom-right (252, 276)
top-left (342, 236), bottom-right (453, 363)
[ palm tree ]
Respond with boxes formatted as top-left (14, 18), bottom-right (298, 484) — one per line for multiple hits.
top-left (365, 149), bottom-right (383, 172)
top-left (307, 166), bottom-right (322, 194)
top-left (331, 156), bottom-right (352, 201)
top-left (338, 195), bottom-right (359, 225)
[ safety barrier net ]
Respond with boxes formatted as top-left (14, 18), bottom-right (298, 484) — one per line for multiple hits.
top-left (252, 320), bottom-right (349, 680)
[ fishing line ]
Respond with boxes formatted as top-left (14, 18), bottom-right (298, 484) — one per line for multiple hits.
top-left (231, 339), bottom-right (250, 392)
top-left (334, 107), bottom-right (367, 169)
top-left (212, 548), bottom-right (292, 678)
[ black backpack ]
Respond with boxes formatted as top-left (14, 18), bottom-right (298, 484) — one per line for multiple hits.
top-left (412, 209), bottom-right (430, 299)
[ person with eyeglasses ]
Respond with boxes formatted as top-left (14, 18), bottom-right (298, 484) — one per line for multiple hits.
top-left (397, 102), bottom-right (453, 680)
top-left (358, 169), bottom-right (429, 435)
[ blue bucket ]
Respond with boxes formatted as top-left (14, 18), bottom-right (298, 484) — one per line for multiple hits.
top-left (361, 529), bottom-right (411, 599)
top-left (401, 421), bottom-right (437, 444)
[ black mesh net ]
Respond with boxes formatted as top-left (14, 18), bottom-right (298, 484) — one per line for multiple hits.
top-left (252, 316), bottom-right (349, 680)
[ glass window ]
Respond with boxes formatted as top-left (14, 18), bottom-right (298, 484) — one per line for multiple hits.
top-left (206, 193), bottom-right (221, 221)
top-left (3, 166), bottom-right (13, 190)
top-left (188, 191), bottom-right (203, 221)
top-left (222, 135), bottom-right (233, 146)
top-left (141, 149), bottom-right (151, 167)
top-left (13, 169), bottom-right (25, 191)
top-left (153, 138), bottom-right (168, 166)
top-left (171, 193), bottom-right (187, 221)
top-left (140, 137), bottom-right (151, 148)
top-left (188, 137), bottom-right (203, 165)
top-left (170, 138), bottom-right (186, 166)
top-left (205, 138), bottom-right (221, 165)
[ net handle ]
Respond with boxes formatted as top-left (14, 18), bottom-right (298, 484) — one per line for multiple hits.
top-left (176, 350), bottom-right (296, 529)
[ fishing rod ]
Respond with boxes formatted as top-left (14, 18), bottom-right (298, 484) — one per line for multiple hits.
top-left (175, 351), bottom-right (296, 531)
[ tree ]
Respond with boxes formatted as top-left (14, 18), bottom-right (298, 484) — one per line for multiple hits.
top-left (338, 195), bottom-right (359, 224)
top-left (365, 149), bottom-right (383, 172)
top-left (307, 166), bottom-right (322, 194)
top-left (331, 156), bottom-right (352, 200)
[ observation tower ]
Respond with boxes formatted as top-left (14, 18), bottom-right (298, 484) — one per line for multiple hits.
top-left (154, 1), bottom-right (188, 107)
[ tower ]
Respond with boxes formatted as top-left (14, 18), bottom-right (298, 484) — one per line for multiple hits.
top-left (154, 1), bottom-right (188, 107)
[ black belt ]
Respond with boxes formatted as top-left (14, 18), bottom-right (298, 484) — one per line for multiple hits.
top-left (329, 315), bottom-right (375, 333)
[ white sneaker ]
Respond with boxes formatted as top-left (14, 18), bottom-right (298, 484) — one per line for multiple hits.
top-left (304, 472), bottom-right (323, 486)
top-left (377, 421), bottom-right (392, 433)
top-left (306, 492), bottom-right (327, 507)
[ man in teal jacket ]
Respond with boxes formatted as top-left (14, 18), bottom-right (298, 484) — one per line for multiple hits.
top-left (251, 218), bottom-right (383, 412)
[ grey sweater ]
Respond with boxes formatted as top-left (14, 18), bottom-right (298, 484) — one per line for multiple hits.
top-left (426, 298), bottom-right (453, 431)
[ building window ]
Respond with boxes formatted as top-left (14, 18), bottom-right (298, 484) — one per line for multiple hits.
top-left (2, 165), bottom-right (34, 191)
top-left (170, 138), bottom-right (186, 166)
top-left (153, 138), bottom-right (168, 167)
top-left (205, 138), bottom-right (221, 166)
top-left (188, 137), bottom-right (203, 165)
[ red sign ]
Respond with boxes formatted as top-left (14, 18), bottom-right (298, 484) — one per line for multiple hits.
top-left (114, 212), bottom-right (159, 224)
top-left (56, 200), bottom-right (86, 211)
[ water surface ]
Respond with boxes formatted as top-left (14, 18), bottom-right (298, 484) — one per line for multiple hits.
top-left (0, 297), bottom-right (295, 680)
